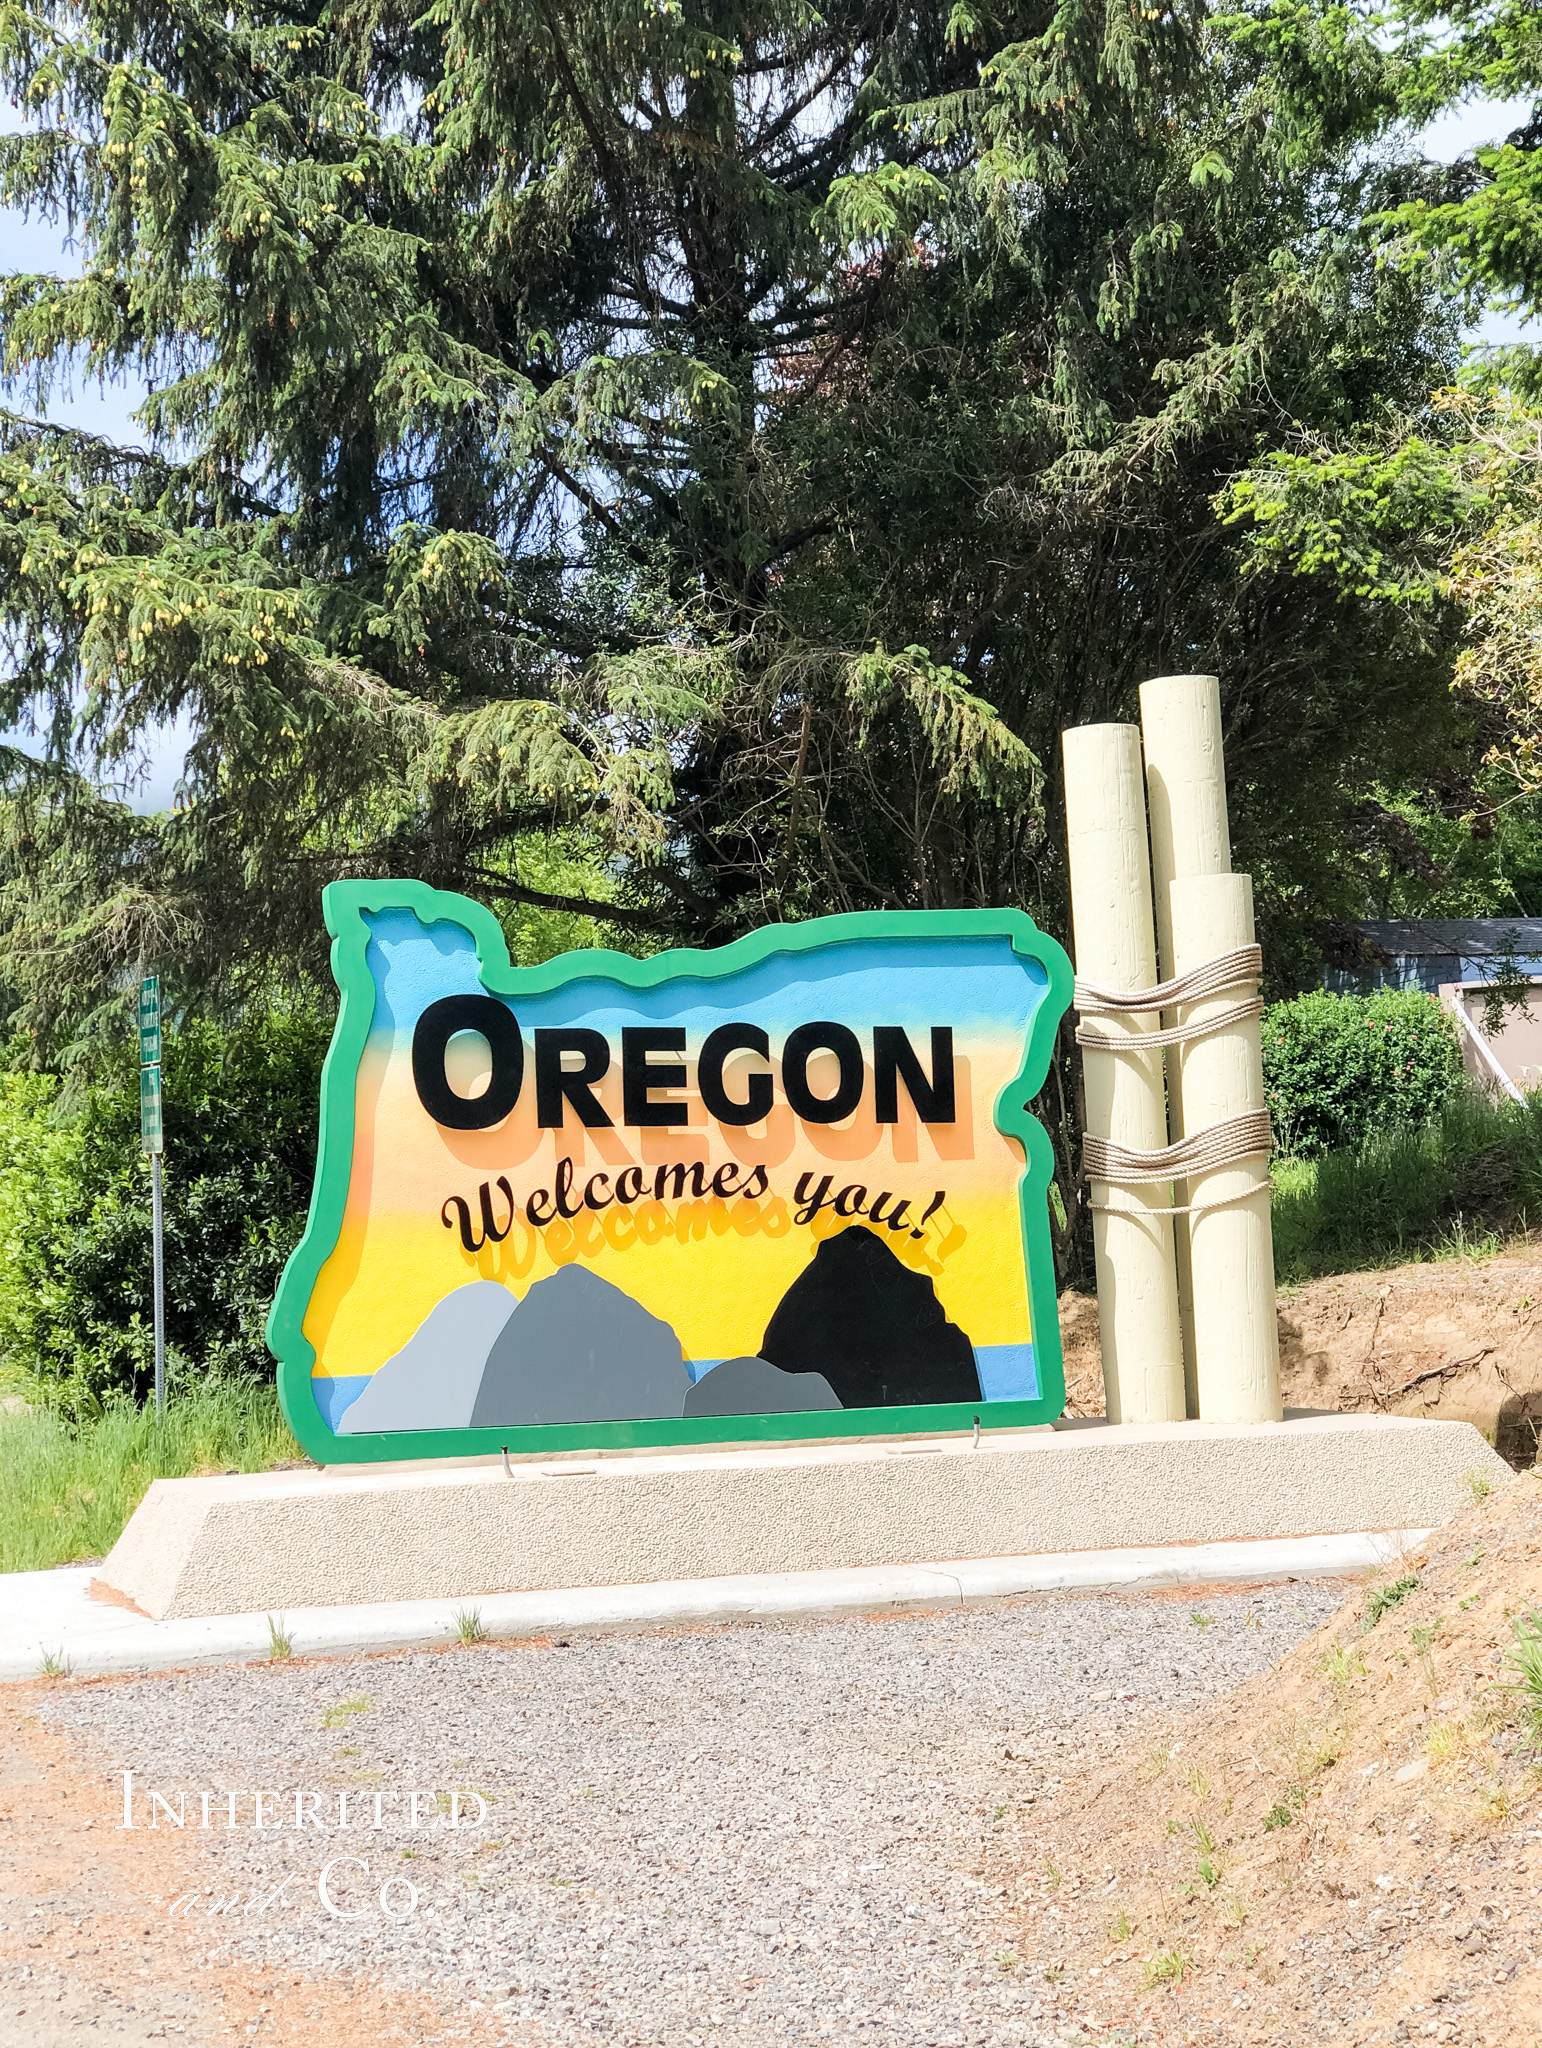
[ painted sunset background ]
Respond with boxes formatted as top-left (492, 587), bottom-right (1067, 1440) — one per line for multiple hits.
top-left (300, 903), bottom-right (1057, 1431)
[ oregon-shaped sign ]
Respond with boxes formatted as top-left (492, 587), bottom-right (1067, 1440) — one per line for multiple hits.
top-left (268, 883), bottom-right (1073, 1463)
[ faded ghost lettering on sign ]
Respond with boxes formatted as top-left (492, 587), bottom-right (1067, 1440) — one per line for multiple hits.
top-left (266, 883), bottom-right (1072, 1463)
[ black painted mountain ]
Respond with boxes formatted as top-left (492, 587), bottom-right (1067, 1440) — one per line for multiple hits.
top-left (758, 1226), bottom-right (981, 1409)
top-left (471, 1265), bottom-right (691, 1427)
top-left (683, 1355), bottom-right (841, 1418)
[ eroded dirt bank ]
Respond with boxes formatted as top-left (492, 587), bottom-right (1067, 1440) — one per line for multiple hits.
top-left (1061, 1246), bottom-right (1542, 1463)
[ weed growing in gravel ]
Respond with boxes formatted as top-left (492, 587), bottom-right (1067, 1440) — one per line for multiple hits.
top-left (321, 1695), bottom-right (369, 1729)
top-left (1320, 1644), bottom-right (1368, 1691)
top-left (1043, 1855), bottom-right (1063, 1891)
top-left (1411, 1621), bottom-right (1442, 1695)
top-left (1464, 1547), bottom-right (1485, 1568)
top-left (1143, 1946), bottom-right (1192, 1988)
top-left (1185, 1764), bottom-right (1212, 1801)
top-left (1224, 1893), bottom-right (1249, 1927)
top-left (991, 1950), bottom-right (1019, 1972)
top-left (455, 1605), bottom-right (488, 1646)
top-left (1426, 1720), bottom-right (1476, 1772)
top-left (38, 1647), bottom-right (70, 1679)
top-left (1475, 1782), bottom-right (1511, 1823)
top-left (1364, 1576), bottom-right (1419, 1630)
top-left (1139, 1740), bottom-right (1173, 1783)
top-left (1041, 1962), bottom-right (1065, 1984)
top-left (1188, 1816), bottom-right (1216, 1855)
top-left (992, 1803), bottom-right (1008, 1822)
top-left (266, 1615), bottom-right (293, 1661)
top-left (1189, 1611), bottom-right (1215, 1631)
top-left (1263, 1787), bottom-right (1305, 1831)
top-left (1104, 1910), bottom-right (1132, 1945)
top-left (1464, 1470), bottom-right (1495, 1503)
top-left (1506, 1609), bottom-right (1542, 1745)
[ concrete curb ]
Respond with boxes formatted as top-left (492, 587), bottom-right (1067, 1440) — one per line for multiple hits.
top-left (0, 1529), bottom-right (1425, 1682)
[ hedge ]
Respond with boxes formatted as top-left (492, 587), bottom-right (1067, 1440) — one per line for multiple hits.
top-left (1260, 987), bottom-right (1463, 1156)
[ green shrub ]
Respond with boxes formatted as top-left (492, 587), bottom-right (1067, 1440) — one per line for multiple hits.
top-left (0, 1009), bottom-right (327, 1403)
top-left (1261, 988), bottom-right (1462, 1155)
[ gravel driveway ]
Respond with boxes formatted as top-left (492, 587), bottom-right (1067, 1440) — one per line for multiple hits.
top-left (31, 1583), bottom-right (1343, 2045)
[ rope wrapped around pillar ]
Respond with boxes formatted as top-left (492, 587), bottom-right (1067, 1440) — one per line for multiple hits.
top-left (1081, 1110), bottom-right (1273, 1197)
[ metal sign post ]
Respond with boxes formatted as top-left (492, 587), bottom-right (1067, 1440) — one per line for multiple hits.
top-left (138, 977), bottom-right (165, 1415)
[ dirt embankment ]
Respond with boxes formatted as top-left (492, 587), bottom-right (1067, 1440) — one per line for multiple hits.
top-left (983, 1473), bottom-right (1542, 2046)
top-left (1060, 1246), bottom-right (1542, 1464)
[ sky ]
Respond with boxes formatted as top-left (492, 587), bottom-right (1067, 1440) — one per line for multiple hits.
top-left (0, 90), bottom-right (1535, 811)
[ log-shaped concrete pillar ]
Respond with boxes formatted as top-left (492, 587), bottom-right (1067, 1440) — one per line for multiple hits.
top-left (1062, 725), bottom-right (1186, 1424)
top-left (1169, 873), bottom-right (1282, 1424)
top-left (1139, 673), bottom-right (1231, 1418)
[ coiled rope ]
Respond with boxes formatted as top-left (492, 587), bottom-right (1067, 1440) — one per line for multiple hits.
top-left (1074, 944), bottom-right (1274, 1213)
top-left (1072, 944), bottom-right (1263, 1052)
top-left (1075, 995), bottom-right (1262, 1052)
top-left (1080, 1109), bottom-right (1274, 1187)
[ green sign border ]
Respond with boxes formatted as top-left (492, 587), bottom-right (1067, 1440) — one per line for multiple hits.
top-left (267, 883), bottom-right (1074, 1465)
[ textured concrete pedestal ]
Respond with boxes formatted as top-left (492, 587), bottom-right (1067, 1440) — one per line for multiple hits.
top-left (99, 1412), bottom-right (1510, 1623)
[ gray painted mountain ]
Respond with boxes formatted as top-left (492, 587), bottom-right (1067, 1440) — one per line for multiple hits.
top-left (470, 1265), bottom-right (691, 1427)
top-left (338, 1269), bottom-right (689, 1433)
top-left (683, 1355), bottom-right (841, 1419)
top-left (337, 1280), bottom-right (517, 1433)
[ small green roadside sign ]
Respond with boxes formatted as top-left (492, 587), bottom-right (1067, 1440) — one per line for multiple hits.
top-left (138, 975), bottom-right (161, 1069)
top-left (139, 1062), bottom-right (163, 1155)
top-left (139, 975), bottom-right (163, 1156)
top-left (138, 971), bottom-right (166, 1410)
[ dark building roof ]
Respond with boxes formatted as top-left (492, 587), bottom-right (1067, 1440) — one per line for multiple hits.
top-left (1354, 918), bottom-right (1542, 960)
top-left (1325, 918), bottom-right (1542, 994)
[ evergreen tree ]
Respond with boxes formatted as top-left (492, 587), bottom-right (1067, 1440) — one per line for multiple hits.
top-left (0, 0), bottom-right (1465, 1049)
top-left (1389, 0), bottom-right (1542, 394)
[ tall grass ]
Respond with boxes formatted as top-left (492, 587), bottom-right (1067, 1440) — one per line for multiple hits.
top-left (1272, 1088), bottom-right (1542, 1285)
top-left (0, 1379), bottom-right (304, 1573)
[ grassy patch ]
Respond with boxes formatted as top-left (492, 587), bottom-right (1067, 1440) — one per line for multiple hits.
top-left (0, 1380), bottom-right (304, 1572)
top-left (1270, 1089), bottom-right (1542, 1284)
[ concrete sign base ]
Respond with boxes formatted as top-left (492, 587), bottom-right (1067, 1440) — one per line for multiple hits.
top-left (99, 1412), bottom-right (1509, 1624)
